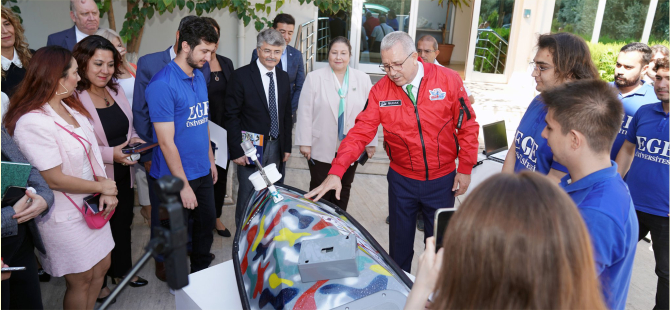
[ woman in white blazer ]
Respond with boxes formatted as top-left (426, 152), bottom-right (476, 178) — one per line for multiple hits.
top-left (295, 37), bottom-right (377, 211)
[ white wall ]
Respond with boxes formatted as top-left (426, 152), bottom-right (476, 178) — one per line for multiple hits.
top-left (16, 0), bottom-right (317, 69)
top-left (451, 3), bottom-right (473, 64)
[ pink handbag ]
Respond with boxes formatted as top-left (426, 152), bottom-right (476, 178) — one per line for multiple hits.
top-left (55, 122), bottom-right (115, 229)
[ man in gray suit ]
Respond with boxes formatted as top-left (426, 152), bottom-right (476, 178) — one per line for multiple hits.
top-left (46, 0), bottom-right (99, 51)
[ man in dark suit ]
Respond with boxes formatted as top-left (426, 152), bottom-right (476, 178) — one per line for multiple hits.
top-left (131, 15), bottom-right (211, 282)
top-left (251, 14), bottom-right (305, 120)
top-left (226, 28), bottom-right (292, 227)
top-left (46, 0), bottom-right (99, 50)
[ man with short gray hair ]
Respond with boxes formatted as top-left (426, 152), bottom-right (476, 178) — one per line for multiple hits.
top-left (46, 0), bottom-right (99, 50)
top-left (306, 31), bottom-right (479, 272)
top-left (224, 28), bottom-right (293, 226)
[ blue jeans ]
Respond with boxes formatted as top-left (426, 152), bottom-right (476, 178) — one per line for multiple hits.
top-left (387, 168), bottom-right (456, 272)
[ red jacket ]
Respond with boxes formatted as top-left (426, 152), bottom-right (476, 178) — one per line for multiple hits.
top-left (329, 60), bottom-right (479, 181)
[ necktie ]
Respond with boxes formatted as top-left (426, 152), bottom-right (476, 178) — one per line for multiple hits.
top-left (267, 72), bottom-right (279, 138)
top-left (336, 67), bottom-right (350, 141)
top-left (406, 84), bottom-right (416, 106)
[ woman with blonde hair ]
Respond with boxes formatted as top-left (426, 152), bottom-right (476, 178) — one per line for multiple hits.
top-left (1, 6), bottom-right (32, 96)
top-left (406, 172), bottom-right (607, 310)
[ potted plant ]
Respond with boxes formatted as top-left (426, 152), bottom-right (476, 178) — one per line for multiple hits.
top-left (436, 0), bottom-right (471, 65)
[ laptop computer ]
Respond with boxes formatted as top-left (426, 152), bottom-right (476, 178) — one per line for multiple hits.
top-left (483, 120), bottom-right (509, 163)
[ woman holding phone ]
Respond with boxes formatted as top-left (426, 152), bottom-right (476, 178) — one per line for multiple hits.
top-left (4, 46), bottom-right (117, 310)
top-left (72, 35), bottom-right (148, 303)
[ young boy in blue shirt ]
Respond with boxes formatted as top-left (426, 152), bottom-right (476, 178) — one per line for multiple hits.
top-left (541, 79), bottom-right (638, 310)
top-left (146, 17), bottom-right (219, 273)
top-left (615, 57), bottom-right (669, 309)
top-left (610, 42), bottom-right (658, 161)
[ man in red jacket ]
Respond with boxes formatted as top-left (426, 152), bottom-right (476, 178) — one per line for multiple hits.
top-left (306, 31), bottom-right (479, 272)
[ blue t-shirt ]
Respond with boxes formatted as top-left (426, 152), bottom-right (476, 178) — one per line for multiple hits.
top-left (513, 96), bottom-right (568, 174)
top-left (610, 81), bottom-right (658, 160)
top-left (146, 61), bottom-right (211, 181)
top-left (560, 162), bottom-right (638, 310)
top-left (625, 102), bottom-right (669, 217)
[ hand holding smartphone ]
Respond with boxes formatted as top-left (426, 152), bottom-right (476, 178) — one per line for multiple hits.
top-left (121, 142), bottom-right (158, 154)
top-left (434, 207), bottom-right (456, 252)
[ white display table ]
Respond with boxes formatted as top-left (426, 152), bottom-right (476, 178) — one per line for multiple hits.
top-left (175, 260), bottom-right (243, 310)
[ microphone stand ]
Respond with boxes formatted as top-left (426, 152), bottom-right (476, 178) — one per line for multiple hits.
top-left (97, 176), bottom-right (190, 310)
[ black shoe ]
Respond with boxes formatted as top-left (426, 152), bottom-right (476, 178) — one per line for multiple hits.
top-left (385, 216), bottom-right (389, 224)
top-left (96, 293), bottom-right (116, 304)
top-left (37, 268), bottom-right (51, 282)
top-left (216, 228), bottom-right (231, 237)
top-left (417, 217), bottom-right (424, 231)
top-left (111, 276), bottom-right (149, 287)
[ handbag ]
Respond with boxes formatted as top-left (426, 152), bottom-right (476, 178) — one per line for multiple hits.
top-left (55, 122), bottom-right (115, 229)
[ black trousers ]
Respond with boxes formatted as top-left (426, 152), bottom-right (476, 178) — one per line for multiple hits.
top-left (1, 224), bottom-right (43, 310)
top-left (107, 164), bottom-right (134, 278)
top-left (213, 165), bottom-right (228, 219)
top-left (180, 173), bottom-right (216, 272)
top-left (637, 210), bottom-right (669, 310)
top-left (308, 159), bottom-right (358, 211)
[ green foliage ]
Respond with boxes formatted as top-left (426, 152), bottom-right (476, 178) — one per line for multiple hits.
top-left (96, 0), bottom-right (350, 44)
top-left (587, 40), bottom-right (670, 82)
top-left (473, 28), bottom-right (510, 74)
top-left (1, 0), bottom-right (22, 23)
top-left (486, 11), bottom-right (498, 27)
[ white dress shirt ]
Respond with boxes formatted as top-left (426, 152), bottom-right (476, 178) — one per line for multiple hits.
top-left (1, 48), bottom-right (21, 71)
top-left (256, 59), bottom-right (280, 131)
top-left (402, 61), bottom-right (424, 101)
top-left (280, 48), bottom-right (287, 72)
top-left (169, 45), bottom-right (177, 60)
top-left (74, 26), bottom-right (90, 43)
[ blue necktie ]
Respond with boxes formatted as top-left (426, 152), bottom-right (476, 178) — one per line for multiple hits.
top-left (267, 72), bottom-right (279, 138)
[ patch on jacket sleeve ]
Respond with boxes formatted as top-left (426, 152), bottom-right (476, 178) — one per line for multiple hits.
top-left (379, 100), bottom-right (402, 107)
top-left (429, 88), bottom-right (446, 101)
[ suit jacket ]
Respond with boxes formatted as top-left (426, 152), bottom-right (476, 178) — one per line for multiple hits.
top-left (295, 67), bottom-right (377, 163)
top-left (209, 53), bottom-right (234, 126)
top-left (132, 46), bottom-right (210, 162)
top-left (223, 62), bottom-right (292, 160)
top-left (46, 26), bottom-right (77, 51)
top-left (1, 126), bottom-right (52, 254)
top-left (251, 45), bottom-right (305, 114)
top-left (79, 87), bottom-right (139, 186)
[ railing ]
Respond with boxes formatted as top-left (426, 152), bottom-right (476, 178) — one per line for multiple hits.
top-left (473, 29), bottom-right (509, 74)
top-left (294, 17), bottom-right (331, 74)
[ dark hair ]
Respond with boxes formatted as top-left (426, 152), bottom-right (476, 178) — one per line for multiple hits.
top-left (177, 17), bottom-right (219, 53)
top-left (72, 35), bottom-right (122, 94)
top-left (388, 10), bottom-right (396, 19)
top-left (655, 57), bottom-right (669, 72)
top-left (4, 46), bottom-right (91, 135)
top-left (542, 79), bottom-right (623, 153)
top-left (328, 36), bottom-right (352, 55)
top-left (651, 44), bottom-right (669, 58)
top-left (202, 16), bottom-right (221, 36)
top-left (272, 13), bottom-right (295, 28)
top-left (620, 42), bottom-right (653, 65)
top-left (178, 15), bottom-right (197, 31)
top-left (537, 32), bottom-right (599, 83)
top-left (432, 172), bottom-right (606, 310)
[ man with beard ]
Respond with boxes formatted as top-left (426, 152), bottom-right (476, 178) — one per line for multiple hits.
top-left (224, 28), bottom-right (292, 227)
top-left (610, 43), bottom-right (658, 161)
top-left (145, 17), bottom-right (219, 273)
top-left (615, 57), bottom-right (669, 310)
top-left (132, 15), bottom-right (211, 281)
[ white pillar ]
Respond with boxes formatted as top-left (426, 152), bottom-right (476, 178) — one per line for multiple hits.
top-left (237, 19), bottom-right (246, 69)
top-left (641, 0), bottom-right (659, 44)
top-left (591, 0), bottom-right (607, 43)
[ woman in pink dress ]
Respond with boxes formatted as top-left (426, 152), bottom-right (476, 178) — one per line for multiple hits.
top-left (4, 46), bottom-right (117, 310)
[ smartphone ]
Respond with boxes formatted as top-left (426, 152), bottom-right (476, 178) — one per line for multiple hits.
top-left (434, 207), bottom-right (456, 252)
top-left (83, 194), bottom-right (101, 214)
top-left (121, 142), bottom-right (158, 154)
top-left (1, 186), bottom-right (27, 207)
top-left (1, 267), bottom-right (26, 272)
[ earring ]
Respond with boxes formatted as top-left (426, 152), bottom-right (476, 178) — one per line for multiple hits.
top-left (55, 82), bottom-right (69, 96)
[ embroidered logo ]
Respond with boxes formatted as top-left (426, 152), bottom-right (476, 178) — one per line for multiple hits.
top-left (429, 88), bottom-right (446, 101)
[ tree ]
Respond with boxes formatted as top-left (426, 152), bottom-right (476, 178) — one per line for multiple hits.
top-left (95, 0), bottom-right (350, 60)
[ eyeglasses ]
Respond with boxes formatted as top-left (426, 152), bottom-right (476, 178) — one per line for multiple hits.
top-left (529, 61), bottom-right (554, 73)
top-left (379, 52), bottom-right (414, 72)
top-left (416, 49), bottom-right (436, 54)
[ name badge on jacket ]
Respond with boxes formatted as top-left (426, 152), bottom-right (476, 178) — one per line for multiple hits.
top-left (380, 100), bottom-right (402, 107)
